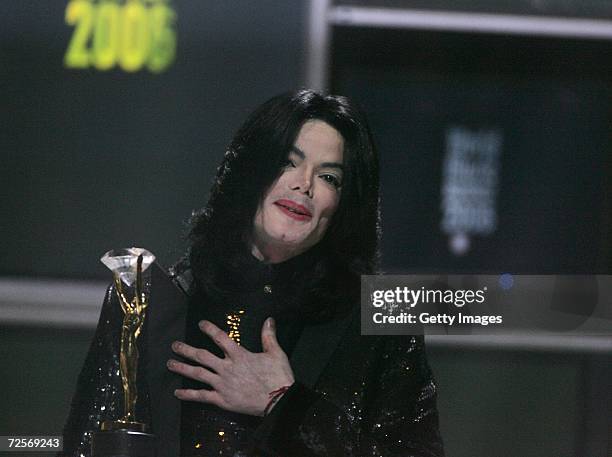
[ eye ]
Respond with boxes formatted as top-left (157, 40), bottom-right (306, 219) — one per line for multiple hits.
top-left (320, 173), bottom-right (342, 189)
top-left (281, 159), bottom-right (296, 169)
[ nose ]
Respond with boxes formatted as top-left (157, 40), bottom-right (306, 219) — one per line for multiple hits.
top-left (289, 169), bottom-right (313, 198)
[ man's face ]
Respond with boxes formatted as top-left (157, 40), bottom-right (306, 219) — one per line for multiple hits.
top-left (252, 120), bottom-right (344, 262)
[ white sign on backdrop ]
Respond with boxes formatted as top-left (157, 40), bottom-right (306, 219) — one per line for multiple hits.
top-left (441, 126), bottom-right (503, 255)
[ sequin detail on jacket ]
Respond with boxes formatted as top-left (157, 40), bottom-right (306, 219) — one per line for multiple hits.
top-left (61, 284), bottom-right (151, 456)
top-left (62, 277), bottom-right (444, 457)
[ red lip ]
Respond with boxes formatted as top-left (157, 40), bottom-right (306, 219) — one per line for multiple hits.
top-left (274, 199), bottom-right (312, 220)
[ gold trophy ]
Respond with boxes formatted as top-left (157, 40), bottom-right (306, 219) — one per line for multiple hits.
top-left (92, 248), bottom-right (156, 457)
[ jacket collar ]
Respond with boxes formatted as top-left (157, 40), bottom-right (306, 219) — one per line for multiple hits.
top-left (290, 307), bottom-right (357, 388)
top-left (145, 262), bottom-right (355, 456)
top-left (146, 263), bottom-right (187, 457)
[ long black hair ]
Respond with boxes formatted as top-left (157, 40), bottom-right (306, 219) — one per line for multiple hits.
top-left (185, 89), bottom-right (380, 320)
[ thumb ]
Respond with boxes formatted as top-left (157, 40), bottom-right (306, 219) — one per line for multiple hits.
top-left (261, 317), bottom-right (280, 353)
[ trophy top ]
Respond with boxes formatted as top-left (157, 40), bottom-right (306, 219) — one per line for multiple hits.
top-left (100, 248), bottom-right (156, 286)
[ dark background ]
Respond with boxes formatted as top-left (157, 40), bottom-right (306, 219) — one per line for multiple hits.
top-left (2, 0), bottom-right (306, 278)
top-left (2, 1), bottom-right (611, 457)
top-left (3, 4), bottom-right (611, 278)
top-left (331, 27), bottom-right (612, 274)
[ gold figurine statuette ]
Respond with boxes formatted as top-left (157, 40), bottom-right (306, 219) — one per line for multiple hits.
top-left (100, 248), bottom-right (155, 433)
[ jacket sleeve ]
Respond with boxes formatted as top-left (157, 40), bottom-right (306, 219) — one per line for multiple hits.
top-left (251, 335), bottom-right (444, 457)
top-left (60, 284), bottom-right (128, 457)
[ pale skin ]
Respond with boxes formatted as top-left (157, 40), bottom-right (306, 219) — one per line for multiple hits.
top-left (168, 318), bottom-right (295, 416)
top-left (167, 120), bottom-right (344, 416)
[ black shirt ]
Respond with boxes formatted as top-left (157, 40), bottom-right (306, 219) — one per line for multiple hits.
top-left (180, 251), bottom-right (313, 456)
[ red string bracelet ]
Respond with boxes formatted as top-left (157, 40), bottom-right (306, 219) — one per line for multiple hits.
top-left (263, 385), bottom-right (291, 416)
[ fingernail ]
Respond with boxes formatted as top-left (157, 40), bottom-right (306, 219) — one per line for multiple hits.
top-left (267, 317), bottom-right (275, 330)
top-left (198, 320), bottom-right (206, 329)
top-left (167, 359), bottom-right (175, 368)
top-left (172, 341), bottom-right (181, 351)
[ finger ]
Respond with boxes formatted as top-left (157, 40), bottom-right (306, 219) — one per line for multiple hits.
top-left (167, 359), bottom-right (220, 388)
top-left (199, 320), bottom-right (239, 358)
top-left (261, 317), bottom-right (281, 354)
top-left (171, 341), bottom-right (224, 372)
top-left (174, 388), bottom-right (223, 407)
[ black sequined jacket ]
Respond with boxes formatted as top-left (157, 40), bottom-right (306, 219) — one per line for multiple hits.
top-left (62, 263), bottom-right (444, 457)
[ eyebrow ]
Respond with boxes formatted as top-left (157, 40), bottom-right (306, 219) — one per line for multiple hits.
top-left (291, 146), bottom-right (345, 171)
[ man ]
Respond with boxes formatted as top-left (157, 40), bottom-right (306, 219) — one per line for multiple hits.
top-left (63, 90), bottom-right (444, 456)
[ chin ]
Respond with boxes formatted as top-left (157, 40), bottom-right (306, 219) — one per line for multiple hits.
top-left (266, 226), bottom-right (313, 247)
top-left (274, 231), bottom-right (310, 247)
top-left (267, 220), bottom-right (307, 239)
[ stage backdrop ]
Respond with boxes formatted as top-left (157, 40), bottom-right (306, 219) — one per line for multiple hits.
top-left (3, 0), bottom-right (306, 279)
top-left (331, 26), bottom-right (612, 275)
